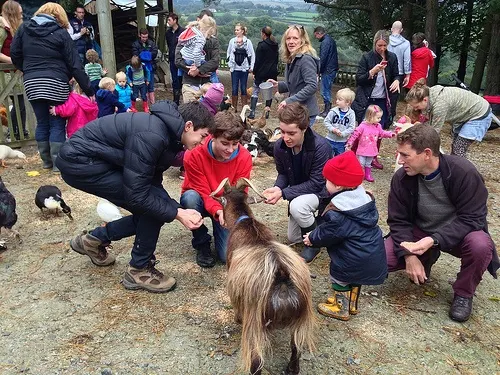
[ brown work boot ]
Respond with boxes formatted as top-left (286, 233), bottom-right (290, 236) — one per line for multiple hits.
top-left (122, 261), bottom-right (176, 293)
top-left (70, 232), bottom-right (116, 266)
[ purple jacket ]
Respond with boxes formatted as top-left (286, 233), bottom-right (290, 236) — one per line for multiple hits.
top-left (388, 154), bottom-right (499, 278)
top-left (272, 128), bottom-right (332, 201)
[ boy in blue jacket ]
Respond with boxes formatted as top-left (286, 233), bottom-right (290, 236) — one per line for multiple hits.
top-left (303, 151), bottom-right (387, 321)
top-left (96, 77), bottom-right (126, 118)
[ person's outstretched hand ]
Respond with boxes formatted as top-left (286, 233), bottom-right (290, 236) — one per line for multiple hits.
top-left (176, 208), bottom-right (203, 230)
top-left (263, 186), bottom-right (282, 205)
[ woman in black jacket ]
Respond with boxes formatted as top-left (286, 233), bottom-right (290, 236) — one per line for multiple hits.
top-left (351, 30), bottom-right (402, 169)
top-left (248, 26), bottom-right (278, 119)
top-left (10, 2), bottom-right (93, 172)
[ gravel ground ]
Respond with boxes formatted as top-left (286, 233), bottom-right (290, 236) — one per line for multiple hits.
top-left (0, 81), bottom-right (499, 375)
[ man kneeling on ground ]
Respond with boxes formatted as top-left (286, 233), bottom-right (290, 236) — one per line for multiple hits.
top-left (180, 111), bottom-right (252, 267)
top-left (385, 124), bottom-right (499, 322)
top-left (57, 101), bottom-right (214, 293)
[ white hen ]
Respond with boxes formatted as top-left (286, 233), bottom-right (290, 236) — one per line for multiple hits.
top-left (0, 145), bottom-right (26, 167)
top-left (96, 199), bottom-right (123, 223)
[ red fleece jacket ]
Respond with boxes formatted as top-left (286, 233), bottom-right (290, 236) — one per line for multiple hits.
top-left (182, 136), bottom-right (252, 216)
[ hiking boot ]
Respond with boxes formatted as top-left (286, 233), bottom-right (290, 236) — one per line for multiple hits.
top-left (122, 261), bottom-right (176, 293)
top-left (70, 232), bottom-right (115, 266)
top-left (449, 295), bottom-right (473, 322)
top-left (319, 102), bottom-right (331, 118)
top-left (318, 291), bottom-right (350, 321)
top-left (196, 245), bottom-right (216, 268)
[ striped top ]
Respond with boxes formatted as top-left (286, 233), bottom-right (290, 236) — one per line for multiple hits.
top-left (23, 77), bottom-right (69, 103)
top-left (85, 62), bottom-right (105, 82)
top-left (178, 26), bottom-right (206, 67)
top-left (132, 68), bottom-right (145, 85)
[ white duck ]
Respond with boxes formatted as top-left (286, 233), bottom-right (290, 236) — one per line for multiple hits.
top-left (96, 198), bottom-right (123, 223)
top-left (0, 145), bottom-right (26, 167)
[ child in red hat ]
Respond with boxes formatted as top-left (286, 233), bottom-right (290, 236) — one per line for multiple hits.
top-left (303, 151), bottom-right (387, 321)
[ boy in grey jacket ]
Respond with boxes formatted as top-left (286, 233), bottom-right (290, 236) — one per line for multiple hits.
top-left (324, 88), bottom-right (357, 155)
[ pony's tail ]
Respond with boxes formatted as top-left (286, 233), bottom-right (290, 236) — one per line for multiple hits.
top-left (227, 242), bottom-right (316, 373)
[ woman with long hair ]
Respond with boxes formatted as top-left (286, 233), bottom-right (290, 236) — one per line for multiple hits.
top-left (10, 2), bottom-right (94, 172)
top-left (407, 32), bottom-right (435, 89)
top-left (268, 25), bottom-right (319, 127)
top-left (248, 26), bottom-right (278, 119)
top-left (0, 0), bottom-right (26, 141)
top-left (227, 22), bottom-right (254, 111)
top-left (351, 30), bottom-right (401, 169)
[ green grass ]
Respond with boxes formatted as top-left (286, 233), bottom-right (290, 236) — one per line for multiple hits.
top-left (288, 12), bottom-right (316, 19)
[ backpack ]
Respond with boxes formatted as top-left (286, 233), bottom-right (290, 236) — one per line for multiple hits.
top-left (233, 41), bottom-right (250, 66)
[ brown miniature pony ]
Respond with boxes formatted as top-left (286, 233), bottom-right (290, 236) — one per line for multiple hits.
top-left (211, 178), bottom-right (315, 375)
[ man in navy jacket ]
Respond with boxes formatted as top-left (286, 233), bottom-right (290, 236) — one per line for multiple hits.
top-left (263, 103), bottom-right (332, 263)
top-left (314, 26), bottom-right (338, 117)
top-left (57, 101), bottom-right (214, 293)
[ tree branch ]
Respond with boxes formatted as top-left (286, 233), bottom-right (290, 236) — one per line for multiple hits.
top-left (303, 0), bottom-right (370, 11)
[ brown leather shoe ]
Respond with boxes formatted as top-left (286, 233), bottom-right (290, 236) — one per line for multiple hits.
top-left (70, 232), bottom-right (115, 266)
top-left (122, 261), bottom-right (176, 293)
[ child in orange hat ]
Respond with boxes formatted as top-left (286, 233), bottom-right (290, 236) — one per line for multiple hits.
top-left (303, 150), bottom-right (387, 321)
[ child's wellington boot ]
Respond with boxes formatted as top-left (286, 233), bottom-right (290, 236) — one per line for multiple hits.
top-left (143, 102), bottom-right (150, 113)
top-left (349, 285), bottom-right (361, 315)
top-left (364, 167), bottom-right (374, 182)
top-left (318, 291), bottom-right (350, 321)
top-left (131, 101), bottom-right (138, 113)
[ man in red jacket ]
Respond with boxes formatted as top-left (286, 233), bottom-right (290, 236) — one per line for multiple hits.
top-left (386, 125), bottom-right (498, 322)
top-left (180, 111), bottom-right (252, 267)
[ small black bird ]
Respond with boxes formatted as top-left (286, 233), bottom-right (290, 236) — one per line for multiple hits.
top-left (0, 176), bottom-right (20, 249)
top-left (35, 185), bottom-right (73, 220)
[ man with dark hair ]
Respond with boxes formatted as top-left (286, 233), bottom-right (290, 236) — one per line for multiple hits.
top-left (132, 28), bottom-right (159, 105)
top-left (180, 111), bottom-right (252, 267)
top-left (175, 11), bottom-right (220, 103)
top-left (386, 124), bottom-right (499, 322)
top-left (166, 13), bottom-right (185, 105)
top-left (56, 101), bottom-right (214, 293)
top-left (313, 26), bottom-right (338, 117)
top-left (69, 4), bottom-right (94, 64)
top-left (263, 102), bottom-right (332, 263)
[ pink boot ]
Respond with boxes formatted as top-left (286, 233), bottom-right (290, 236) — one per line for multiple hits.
top-left (371, 156), bottom-right (383, 170)
top-left (364, 167), bottom-right (374, 182)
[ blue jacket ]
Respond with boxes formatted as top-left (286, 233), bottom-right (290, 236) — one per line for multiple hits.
top-left (69, 16), bottom-right (93, 55)
top-left (272, 127), bottom-right (332, 201)
top-left (318, 34), bottom-right (338, 75)
top-left (56, 101), bottom-right (185, 223)
top-left (96, 89), bottom-right (125, 118)
top-left (309, 189), bottom-right (387, 285)
top-left (115, 85), bottom-right (132, 109)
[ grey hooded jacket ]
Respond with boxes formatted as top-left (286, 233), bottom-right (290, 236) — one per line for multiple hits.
top-left (388, 34), bottom-right (411, 75)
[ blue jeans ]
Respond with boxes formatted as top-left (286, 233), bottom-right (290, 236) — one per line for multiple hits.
top-left (30, 99), bottom-right (66, 142)
top-left (180, 189), bottom-right (229, 263)
top-left (169, 59), bottom-right (182, 90)
top-left (327, 139), bottom-right (346, 156)
top-left (61, 170), bottom-right (171, 269)
top-left (179, 59), bottom-right (218, 83)
top-left (321, 71), bottom-right (337, 104)
top-left (309, 115), bottom-right (317, 128)
top-left (456, 110), bottom-right (492, 141)
top-left (132, 83), bottom-right (147, 101)
top-left (231, 70), bottom-right (249, 96)
top-left (147, 69), bottom-right (155, 93)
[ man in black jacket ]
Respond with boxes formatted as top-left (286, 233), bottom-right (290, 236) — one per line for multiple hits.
top-left (166, 13), bottom-right (184, 105)
top-left (56, 101), bottom-right (214, 293)
top-left (314, 26), bottom-right (338, 117)
top-left (132, 28), bottom-right (159, 105)
top-left (386, 125), bottom-right (499, 322)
